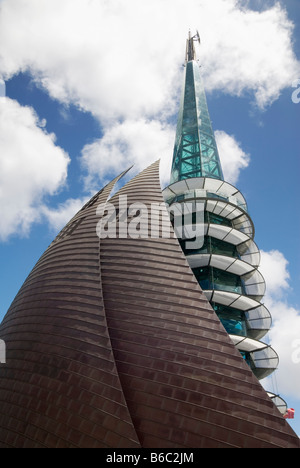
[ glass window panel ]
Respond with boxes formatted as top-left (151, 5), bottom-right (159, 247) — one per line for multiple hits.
top-left (213, 268), bottom-right (243, 294)
top-left (213, 304), bottom-right (247, 337)
top-left (212, 238), bottom-right (237, 256)
top-left (192, 266), bottom-right (212, 290)
top-left (182, 235), bottom-right (239, 258)
top-left (193, 266), bottom-right (245, 295)
top-left (205, 212), bottom-right (232, 227)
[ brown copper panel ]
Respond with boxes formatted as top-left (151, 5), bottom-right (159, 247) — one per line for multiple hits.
top-left (0, 160), bottom-right (298, 448)
top-left (0, 170), bottom-right (140, 448)
top-left (100, 161), bottom-right (300, 448)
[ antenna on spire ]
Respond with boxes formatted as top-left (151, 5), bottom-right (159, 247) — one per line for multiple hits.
top-left (186, 30), bottom-right (201, 63)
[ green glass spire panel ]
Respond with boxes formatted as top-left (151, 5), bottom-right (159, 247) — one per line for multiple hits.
top-left (171, 60), bottom-right (224, 183)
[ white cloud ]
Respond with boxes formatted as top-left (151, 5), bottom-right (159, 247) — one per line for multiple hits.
top-left (200, 1), bottom-right (300, 109)
top-left (81, 119), bottom-right (175, 189)
top-left (0, 0), bottom-right (181, 122)
top-left (215, 130), bottom-right (250, 185)
top-left (41, 197), bottom-right (88, 233)
top-left (0, 0), bottom-right (298, 235)
top-left (81, 123), bottom-right (250, 190)
top-left (265, 299), bottom-right (300, 400)
top-left (0, 0), bottom-right (299, 122)
top-left (259, 250), bottom-right (300, 401)
top-left (0, 97), bottom-right (70, 240)
top-left (260, 250), bottom-right (290, 298)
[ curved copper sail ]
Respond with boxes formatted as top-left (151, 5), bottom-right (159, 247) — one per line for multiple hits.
top-left (0, 161), bottom-right (298, 448)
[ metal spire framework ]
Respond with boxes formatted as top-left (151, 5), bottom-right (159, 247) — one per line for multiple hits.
top-left (171, 31), bottom-right (224, 183)
top-left (165, 32), bottom-right (288, 415)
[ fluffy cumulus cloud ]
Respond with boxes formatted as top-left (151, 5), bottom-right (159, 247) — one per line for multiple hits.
top-left (41, 197), bottom-right (88, 233)
top-left (200, 1), bottom-right (300, 108)
top-left (260, 250), bottom-right (291, 298)
top-left (0, 0), bottom-right (299, 120)
top-left (81, 123), bottom-right (250, 190)
top-left (0, 0), bottom-right (181, 122)
top-left (265, 300), bottom-right (300, 400)
top-left (0, 0), bottom-right (299, 237)
top-left (81, 119), bottom-right (175, 189)
top-left (259, 250), bottom-right (300, 400)
top-left (215, 130), bottom-right (250, 185)
top-left (0, 97), bottom-right (70, 240)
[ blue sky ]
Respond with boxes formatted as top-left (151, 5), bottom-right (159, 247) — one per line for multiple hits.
top-left (0, 0), bottom-right (300, 436)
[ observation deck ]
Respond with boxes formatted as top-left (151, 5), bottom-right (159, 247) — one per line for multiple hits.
top-left (165, 31), bottom-right (288, 417)
top-left (163, 177), bottom-right (277, 381)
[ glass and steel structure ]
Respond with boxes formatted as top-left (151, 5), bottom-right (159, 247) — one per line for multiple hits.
top-left (164, 32), bottom-right (281, 392)
top-left (171, 60), bottom-right (223, 183)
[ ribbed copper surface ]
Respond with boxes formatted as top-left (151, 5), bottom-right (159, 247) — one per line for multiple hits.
top-left (0, 161), bottom-right (298, 448)
top-left (0, 171), bottom-right (140, 448)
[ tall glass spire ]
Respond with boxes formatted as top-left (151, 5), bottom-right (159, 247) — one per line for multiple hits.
top-left (164, 32), bottom-right (285, 411)
top-left (171, 31), bottom-right (223, 183)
